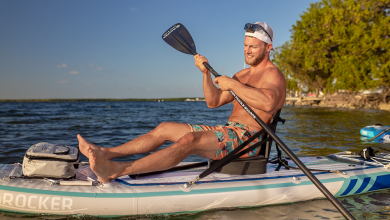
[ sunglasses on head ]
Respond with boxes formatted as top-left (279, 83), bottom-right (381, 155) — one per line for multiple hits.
top-left (244, 23), bottom-right (272, 42)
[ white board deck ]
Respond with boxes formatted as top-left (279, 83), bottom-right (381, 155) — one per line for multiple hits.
top-left (1, 155), bottom-right (390, 216)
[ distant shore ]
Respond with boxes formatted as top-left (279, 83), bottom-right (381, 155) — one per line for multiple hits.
top-left (3, 95), bottom-right (389, 112)
top-left (0, 98), bottom-right (204, 102)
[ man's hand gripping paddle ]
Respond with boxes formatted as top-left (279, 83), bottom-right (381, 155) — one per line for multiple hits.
top-left (162, 23), bottom-right (355, 220)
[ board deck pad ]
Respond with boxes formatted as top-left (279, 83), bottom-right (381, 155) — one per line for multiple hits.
top-left (113, 157), bottom-right (375, 185)
top-left (0, 156), bottom-right (380, 186)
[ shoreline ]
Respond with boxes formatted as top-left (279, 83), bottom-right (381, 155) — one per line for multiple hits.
top-left (285, 93), bottom-right (390, 112)
top-left (2, 95), bottom-right (389, 112)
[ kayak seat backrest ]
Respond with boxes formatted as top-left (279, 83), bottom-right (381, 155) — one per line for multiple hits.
top-left (259, 109), bottom-right (283, 160)
top-left (211, 109), bottom-right (284, 175)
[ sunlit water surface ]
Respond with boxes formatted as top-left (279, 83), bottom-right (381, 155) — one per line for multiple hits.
top-left (1, 101), bottom-right (390, 219)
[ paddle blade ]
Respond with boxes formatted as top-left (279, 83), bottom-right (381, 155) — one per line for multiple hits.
top-left (162, 23), bottom-right (197, 55)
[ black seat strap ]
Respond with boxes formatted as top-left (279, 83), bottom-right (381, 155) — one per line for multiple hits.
top-left (269, 143), bottom-right (290, 171)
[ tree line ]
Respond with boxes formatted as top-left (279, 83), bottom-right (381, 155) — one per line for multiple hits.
top-left (272, 0), bottom-right (389, 96)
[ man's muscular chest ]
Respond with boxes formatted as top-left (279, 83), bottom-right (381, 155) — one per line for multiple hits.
top-left (236, 70), bottom-right (264, 88)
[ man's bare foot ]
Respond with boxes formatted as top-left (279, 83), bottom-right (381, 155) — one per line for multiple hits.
top-left (89, 148), bottom-right (117, 183)
top-left (77, 134), bottom-right (102, 158)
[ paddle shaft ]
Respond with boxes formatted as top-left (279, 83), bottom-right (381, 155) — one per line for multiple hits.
top-left (202, 63), bottom-right (355, 220)
top-left (368, 127), bottom-right (390, 142)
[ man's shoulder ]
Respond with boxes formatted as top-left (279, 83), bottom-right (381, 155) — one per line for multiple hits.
top-left (255, 67), bottom-right (285, 88)
top-left (263, 66), bottom-right (281, 73)
top-left (262, 67), bottom-right (284, 79)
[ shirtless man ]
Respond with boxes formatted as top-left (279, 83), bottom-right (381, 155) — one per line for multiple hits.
top-left (77, 22), bottom-right (286, 183)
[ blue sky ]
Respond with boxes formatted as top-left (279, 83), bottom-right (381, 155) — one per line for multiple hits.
top-left (0, 0), bottom-right (316, 99)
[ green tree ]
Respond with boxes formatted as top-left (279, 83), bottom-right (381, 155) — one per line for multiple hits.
top-left (271, 42), bottom-right (299, 94)
top-left (274, 0), bottom-right (390, 93)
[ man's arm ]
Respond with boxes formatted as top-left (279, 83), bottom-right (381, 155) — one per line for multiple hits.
top-left (214, 68), bottom-right (286, 114)
top-left (194, 54), bottom-right (234, 108)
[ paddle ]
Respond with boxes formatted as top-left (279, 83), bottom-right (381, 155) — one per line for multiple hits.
top-left (162, 23), bottom-right (355, 220)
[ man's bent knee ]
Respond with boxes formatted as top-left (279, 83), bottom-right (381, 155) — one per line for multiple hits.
top-left (173, 132), bottom-right (199, 153)
top-left (175, 131), bottom-right (218, 159)
top-left (151, 122), bottom-right (191, 142)
top-left (149, 122), bottom-right (172, 138)
top-left (153, 122), bottom-right (171, 133)
top-left (177, 132), bottom-right (198, 145)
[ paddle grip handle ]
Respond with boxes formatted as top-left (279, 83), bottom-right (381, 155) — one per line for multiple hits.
top-left (203, 62), bottom-right (220, 77)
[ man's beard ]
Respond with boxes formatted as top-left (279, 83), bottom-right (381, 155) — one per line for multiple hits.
top-left (245, 47), bottom-right (266, 66)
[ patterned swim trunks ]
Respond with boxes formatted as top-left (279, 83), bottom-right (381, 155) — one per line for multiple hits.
top-left (188, 122), bottom-right (260, 160)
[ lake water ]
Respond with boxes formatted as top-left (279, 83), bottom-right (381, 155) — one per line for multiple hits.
top-left (1, 101), bottom-right (390, 219)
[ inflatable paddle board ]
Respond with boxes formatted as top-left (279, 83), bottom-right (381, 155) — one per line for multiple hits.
top-left (1, 154), bottom-right (390, 217)
top-left (360, 125), bottom-right (390, 139)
